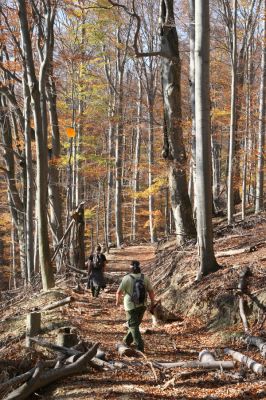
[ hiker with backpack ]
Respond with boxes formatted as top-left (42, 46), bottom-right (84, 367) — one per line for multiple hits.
top-left (87, 245), bottom-right (107, 297)
top-left (116, 260), bottom-right (155, 352)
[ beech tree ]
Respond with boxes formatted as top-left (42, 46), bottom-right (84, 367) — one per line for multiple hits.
top-left (255, 0), bottom-right (266, 213)
top-left (160, 0), bottom-right (196, 244)
top-left (195, 0), bottom-right (219, 279)
top-left (16, 0), bottom-right (55, 290)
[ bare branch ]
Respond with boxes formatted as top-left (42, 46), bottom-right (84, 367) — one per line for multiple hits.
top-left (107, 0), bottom-right (172, 59)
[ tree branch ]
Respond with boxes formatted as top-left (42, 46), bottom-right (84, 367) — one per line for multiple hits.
top-left (107, 0), bottom-right (172, 59)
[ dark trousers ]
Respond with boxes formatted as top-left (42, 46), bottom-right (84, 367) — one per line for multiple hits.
top-left (91, 285), bottom-right (100, 297)
top-left (123, 306), bottom-right (146, 352)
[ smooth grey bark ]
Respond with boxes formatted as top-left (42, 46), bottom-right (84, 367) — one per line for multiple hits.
top-left (46, 37), bottom-right (63, 261)
top-left (23, 76), bottom-right (34, 281)
top-left (132, 72), bottom-right (142, 241)
top-left (227, 0), bottom-right (237, 224)
top-left (0, 95), bottom-right (26, 280)
top-left (195, 0), bottom-right (219, 279)
top-left (139, 18), bottom-right (159, 243)
top-left (255, 1), bottom-right (266, 213)
top-left (17, 0), bottom-right (55, 290)
top-left (147, 92), bottom-right (157, 243)
top-left (188, 0), bottom-right (196, 208)
top-left (219, 0), bottom-right (262, 212)
top-left (106, 102), bottom-right (115, 244)
top-left (242, 46), bottom-right (252, 220)
top-left (115, 89), bottom-right (124, 247)
top-left (114, 27), bottom-right (128, 248)
top-left (160, 0), bottom-right (196, 245)
top-left (211, 134), bottom-right (221, 212)
top-left (104, 49), bottom-right (116, 245)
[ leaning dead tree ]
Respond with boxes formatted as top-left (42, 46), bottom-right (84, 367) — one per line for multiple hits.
top-left (51, 202), bottom-right (85, 269)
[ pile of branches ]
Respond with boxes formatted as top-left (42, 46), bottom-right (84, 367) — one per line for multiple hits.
top-left (0, 340), bottom-right (99, 400)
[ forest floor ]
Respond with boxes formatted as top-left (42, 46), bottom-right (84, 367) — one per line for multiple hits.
top-left (1, 215), bottom-right (266, 399)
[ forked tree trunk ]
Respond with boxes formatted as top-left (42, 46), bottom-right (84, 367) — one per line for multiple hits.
top-left (17, 0), bottom-right (55, 290)
top-left (160, 0), bottom-right (196, 245)
top-left (195, 0), bottom-right (219, 279)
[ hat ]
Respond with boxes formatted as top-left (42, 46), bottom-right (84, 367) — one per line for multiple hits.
top-left (130, 260), bottom-right (140, 268)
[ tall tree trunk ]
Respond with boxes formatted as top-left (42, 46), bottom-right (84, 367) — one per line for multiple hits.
top-left (227, 0), bottom-right (237, 224)
top-left (242, 46), bottom-right (252, 220)
top-left (147, 95), bottom-right (157, 243)
top-left (106, 95), bottom-right (115, 245)
top-left (195, 0), bottom-right (219, 279)
top-left (211, 133), bottom-right (221, 212)
top-left (17, 0), bottom-right (55, 290)
top-left (188, 0), bottom-right (196, 208)
top-left (23, 76), bottom-right (34, 282)
top-left (0, 95), bottom-right (26, 281)
top-left (132, 74), bottom-right (142, 241)
top-left (255, 1), bottom-right (266, 212)
top-left (160, 0), bottom-right (196, 245)
top-left (47, 80), bottom-right (63, 248)
top-left (115, 72), bottom-right (124, 247)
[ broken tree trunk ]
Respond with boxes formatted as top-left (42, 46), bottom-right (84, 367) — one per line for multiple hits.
top-left (224, 348), bottom-right (265, 375)
top-left (5, 343), bottom-right (99, 400)
top-left (25, 312), bottom-right (41, 347)
top-left (51, 219), bottom-right (75, 262)
top-left (237, 267), bottom-right (250, 333)
top-left (41, 296), bottom-right (73, 311)
top-left (116, 342), bottom-right (138, 357)
top-left (245, 335), bottom-right (266, 358)
top-left (199, 349), bottom-right (216, 363)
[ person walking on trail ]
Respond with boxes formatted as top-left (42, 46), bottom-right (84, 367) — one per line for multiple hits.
top-left (87, 245), bottom-right (107, 298)
top-left (116, 260), bottom-right (155, 352)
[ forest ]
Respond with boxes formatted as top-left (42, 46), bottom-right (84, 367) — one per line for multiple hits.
top-left (0, 0), bottom-right (266, 399)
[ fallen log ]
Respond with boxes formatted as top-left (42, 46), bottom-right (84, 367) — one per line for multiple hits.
top-left (216, 246), bottom-right (257, 258)
top-left (153, 360), bottom-right (235, 370)
top-left (245, 336), bottom-right (266, 358)
top-left (66, 264), bottom-right (87, 275)
top-left (30, 338), bottom-right (107, 366)
top-left (29, 337), bottom-right (80, 356)
top-left (224, 348), bottom-right (265, 375)
top-left (41, 296), bottom-right (73, 312)
top-left (4, 343), bottom-right (99, 400)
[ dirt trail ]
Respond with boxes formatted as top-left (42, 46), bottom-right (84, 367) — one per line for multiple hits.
top-left (38, 244), bottom-right (266, 400)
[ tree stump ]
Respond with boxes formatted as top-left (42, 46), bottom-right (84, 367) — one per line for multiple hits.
top-left (25, 312), bottom-right (41, 347)
top-left (56, 327), bottom-right (78, 348)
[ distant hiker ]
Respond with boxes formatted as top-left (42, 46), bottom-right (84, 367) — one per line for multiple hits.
top-left (87, 245), bottom-right (107, 298)
top-left (116, 260), bottom-right (155, 352)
